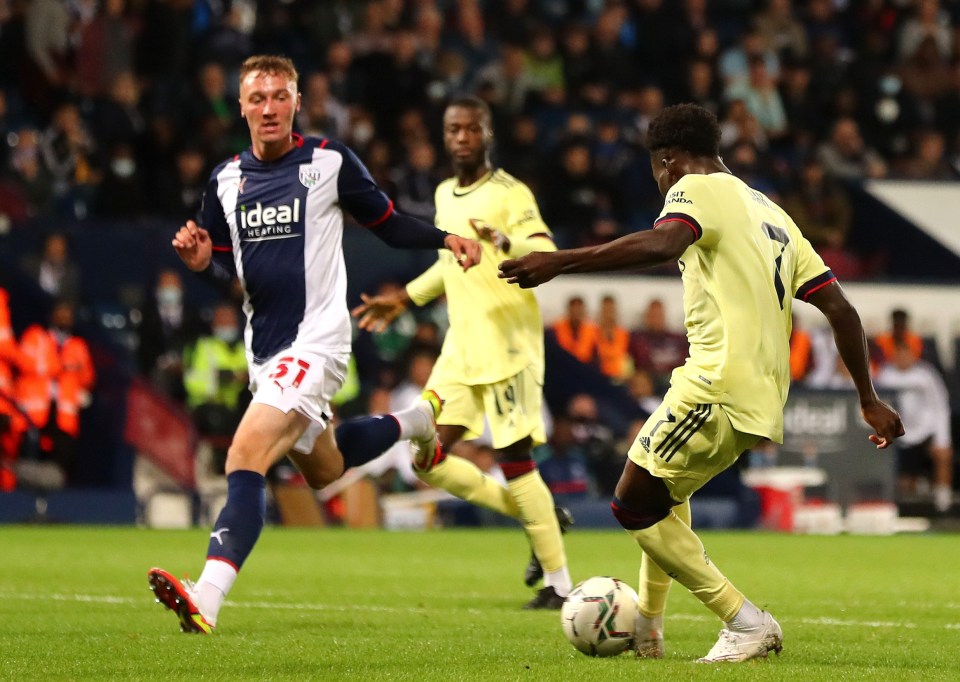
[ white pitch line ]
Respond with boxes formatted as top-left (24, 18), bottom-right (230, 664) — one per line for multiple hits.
top-left (3, 593), bottom-right (958, 631)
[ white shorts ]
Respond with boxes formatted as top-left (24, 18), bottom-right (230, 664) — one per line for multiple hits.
top-left (249, 348), bottom-right (349, 454)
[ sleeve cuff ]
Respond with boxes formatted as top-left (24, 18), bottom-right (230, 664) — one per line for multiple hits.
top-left (405, 284), bottom-right (430, 307)
top-left (654, 212), bottom-right (702, 240)
top-left (796, 270), bottom-right (837, 301)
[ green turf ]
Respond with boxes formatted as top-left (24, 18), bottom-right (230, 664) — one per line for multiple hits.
top-left (1, 526), bottom-right (958, 681)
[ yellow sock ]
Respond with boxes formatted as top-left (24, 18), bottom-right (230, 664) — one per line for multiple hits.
top-left (506, 470), bottom-right (566, 573)
top-left (416, 455), bottom-right (520, 518)
top-left (638, 499), bottom-right (691, 617)
top-left (629, 506), bottom-right (744, 622)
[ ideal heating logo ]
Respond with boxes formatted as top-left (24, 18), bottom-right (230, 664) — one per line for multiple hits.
top-left (239, 200), bottom-right (301, 240)
top-left (784, 399), bottom-right (847, 435)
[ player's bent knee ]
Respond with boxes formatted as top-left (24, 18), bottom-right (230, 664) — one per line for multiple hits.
top-left (225, 441), bottom-right (274, 476)
top-left (610, 497), bottom-right (669, 530)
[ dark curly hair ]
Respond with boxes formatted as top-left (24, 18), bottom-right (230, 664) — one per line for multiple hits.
top-left (646, 104), bottom-right (720, 157)
top-left (446, 94), bottom-right (493, 127)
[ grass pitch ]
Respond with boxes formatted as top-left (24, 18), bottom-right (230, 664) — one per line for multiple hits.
top-left (1, 525), bottom-right (958, 681)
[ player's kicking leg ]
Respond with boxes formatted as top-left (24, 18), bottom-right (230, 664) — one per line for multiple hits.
top-left (612, 460), bottom-right (782, 663)
top-left (612, 397), bottom-right (783, 662)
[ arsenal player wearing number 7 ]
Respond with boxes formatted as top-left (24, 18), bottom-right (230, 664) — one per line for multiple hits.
top-left (147, 55), bottom-right (481, 634)
top-left (499, 103), bottom-right (903, 662)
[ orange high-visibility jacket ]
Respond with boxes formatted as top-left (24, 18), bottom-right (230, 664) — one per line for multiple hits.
top-left (873, 332), bottom-right (923, 363)
top-left (789, 328), bottom-right (812, 381)
top-left (17, 325), bottom-right (95, 437)
top-left (596, 326), bottom-right (631, 380)
top-left (552, 318), bottom-right (599, 365)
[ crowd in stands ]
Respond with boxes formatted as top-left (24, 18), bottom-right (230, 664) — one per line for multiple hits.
top-left (0, 0), bottom-right (958, 517)
top-left (1, 1), bottom-right (959, 269)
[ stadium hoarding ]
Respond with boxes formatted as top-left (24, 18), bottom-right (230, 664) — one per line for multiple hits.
top-left (776, 388), bottom-right (896, 506)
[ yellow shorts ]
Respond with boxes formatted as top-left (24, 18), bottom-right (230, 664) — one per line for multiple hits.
top-left (628, 389), bottom-right (761, 502)
top-left (427, 365), bottom-right (546, 449)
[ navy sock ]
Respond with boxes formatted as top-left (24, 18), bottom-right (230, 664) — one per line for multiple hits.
top-left (335, 415), bottom-right (401, 468)
top-left (206, 470), bottom-right (266, 570)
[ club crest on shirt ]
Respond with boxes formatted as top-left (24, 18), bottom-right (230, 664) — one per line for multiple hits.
top-left (299, 165), bottom-right (323, 188)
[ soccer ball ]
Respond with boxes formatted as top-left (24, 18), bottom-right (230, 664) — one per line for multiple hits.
top-left (561, 576), bottom-right (639, 657)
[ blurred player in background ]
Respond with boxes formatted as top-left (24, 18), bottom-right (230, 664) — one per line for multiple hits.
top-left (500, 104), bottom-right (903, 660)
top-left (353, 95), bottom-right (573, 609)
top-left (876, 342), bottom-right (953, 512)
top-left (147, 55), bottom-right (481, 634)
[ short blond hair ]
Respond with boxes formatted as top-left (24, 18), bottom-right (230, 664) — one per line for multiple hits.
top-left (239, 55), bottom-right (299, 85)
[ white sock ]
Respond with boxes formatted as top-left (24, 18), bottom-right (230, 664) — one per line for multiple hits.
top-left (196, 559), bottom-right (237, 623)
top-left (726, 598), bottom-right (764, 631)
top-left (392, 401), bottom-right (433, 440)
top-left (636, 612), bottom-right (664, 637)
top-left (544, 565), bottom-right (572, 597)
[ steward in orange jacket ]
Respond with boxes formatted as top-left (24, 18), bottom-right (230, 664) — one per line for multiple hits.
top-left (595, 295), bottom-right (631, 381)
top-left (552, 296), bottom-right (599, 364)
top-left (17, 301), bottom-right (95, 444)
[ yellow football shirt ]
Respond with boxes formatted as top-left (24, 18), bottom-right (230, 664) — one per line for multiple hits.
top-left (655, 172), bottom-right (834, 442)
top-left (406, 169), bottom-right (555, 385)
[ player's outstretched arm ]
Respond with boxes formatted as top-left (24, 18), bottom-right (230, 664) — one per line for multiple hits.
top-left (366, 212), bottom-right (481, 272)
top-left (498, 220), bottom-right (693, 288)
top-left (443, 234), bottom-right (481, 271)
top-left (351, 290), bottom-right (411, 334)
top-left (172, 220), bottom-right (213, 272)
top-left (806, 281), bottom-right (904, 449)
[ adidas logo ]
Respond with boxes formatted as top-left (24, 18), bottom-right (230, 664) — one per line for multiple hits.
top-left (639, 436), bottom-right (651, 452)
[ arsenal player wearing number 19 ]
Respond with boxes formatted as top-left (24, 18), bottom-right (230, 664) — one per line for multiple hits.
top-left (352, 96), bottom-right (573, 610)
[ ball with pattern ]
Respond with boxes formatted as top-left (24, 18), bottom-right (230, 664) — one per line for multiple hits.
top-left (561, 576), bottom-right (639, 657)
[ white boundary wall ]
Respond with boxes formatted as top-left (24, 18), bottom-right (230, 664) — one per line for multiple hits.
top-left (534, 275), bottom-right (960, 370)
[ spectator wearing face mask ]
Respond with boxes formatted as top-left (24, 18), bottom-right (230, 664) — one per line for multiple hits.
top-left (96, 143), bottom-right (146, 217)
top-left (183, 302), bottom-right (248, 440)
top-left (137, 269), bottom-right (202, 402)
